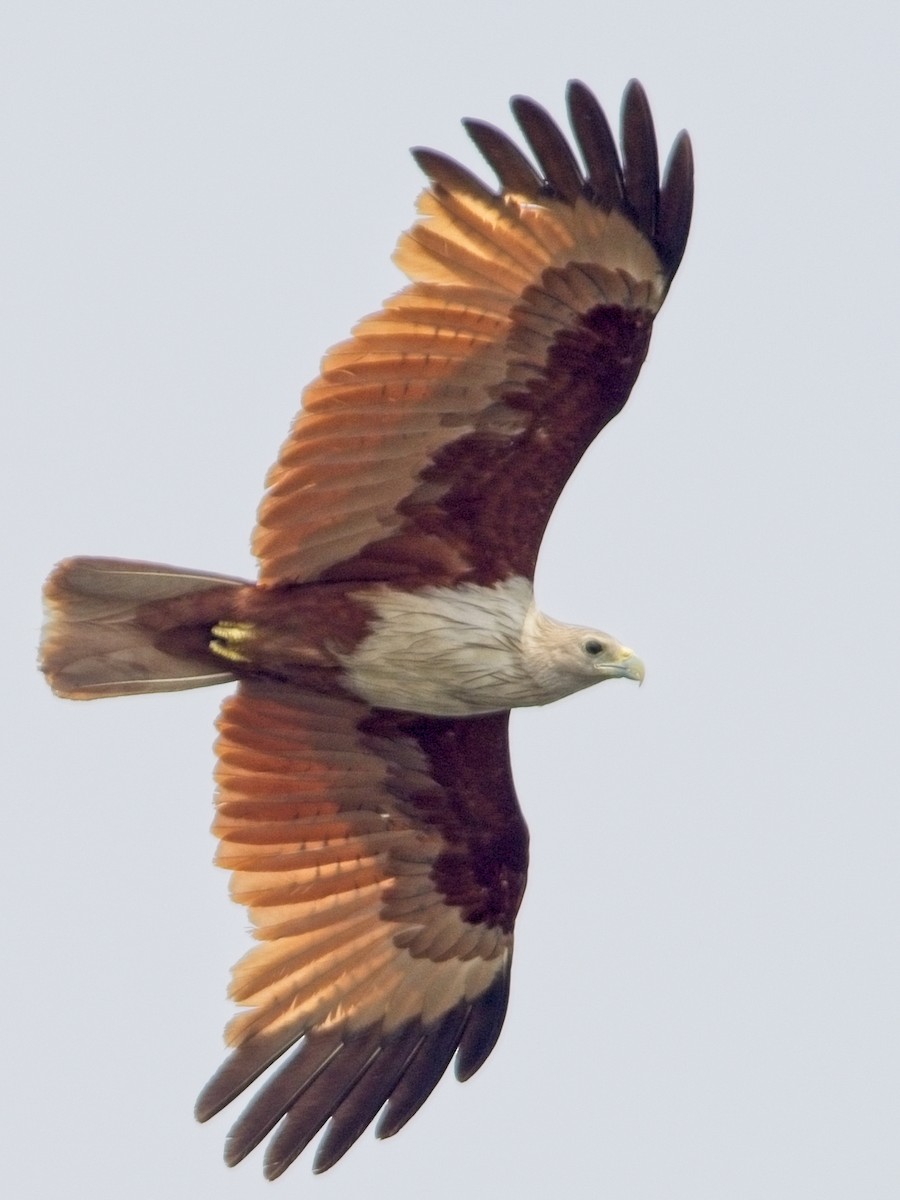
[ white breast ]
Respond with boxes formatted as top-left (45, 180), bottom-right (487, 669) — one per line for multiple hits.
top-left (339, 577), bottom-right (544, 716)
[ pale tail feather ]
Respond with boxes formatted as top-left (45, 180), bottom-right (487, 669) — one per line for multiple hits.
top-left (41, 557), bottom-right (246, 699)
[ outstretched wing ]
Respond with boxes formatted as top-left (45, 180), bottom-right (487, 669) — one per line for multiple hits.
top-left (195, 681), bottom-right (528, 1176)
top-left (253, 80), bottom-right (693, 587)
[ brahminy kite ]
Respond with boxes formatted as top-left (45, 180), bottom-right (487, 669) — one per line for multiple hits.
top-left (41, 80), bottom-right (693, 1176)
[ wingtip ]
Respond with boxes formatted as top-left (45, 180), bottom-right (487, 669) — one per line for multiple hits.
top-left (657, 128), bottom-right (694, 277)
top-left (623, 76), bottom-right (648, 99)
top-left (565, 77), bottom-right (596, 111)
top-left (415, 80), bottom-right (693, 279)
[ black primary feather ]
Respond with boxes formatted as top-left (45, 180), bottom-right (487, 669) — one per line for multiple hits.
top-left (509, 94), bottom-right (585, 202)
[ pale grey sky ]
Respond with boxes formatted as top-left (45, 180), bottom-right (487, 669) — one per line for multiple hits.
top-left (5, 2), bottom-right (899, 1197)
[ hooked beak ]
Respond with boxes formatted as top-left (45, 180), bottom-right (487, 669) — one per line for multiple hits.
top-left (611, 647), bottom-right (645, 685)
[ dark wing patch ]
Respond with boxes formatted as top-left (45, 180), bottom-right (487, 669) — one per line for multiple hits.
top-left (252, 81), bottom-right (693, 586)
top-left (195, 683), bottom-right (527, 1175)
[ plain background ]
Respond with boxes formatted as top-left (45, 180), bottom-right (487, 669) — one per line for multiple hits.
top-left (4, 2), bottom-right (899, 1197)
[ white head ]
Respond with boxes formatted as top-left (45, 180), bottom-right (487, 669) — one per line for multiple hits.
top-left (521, 608), bottom-right (645, 704)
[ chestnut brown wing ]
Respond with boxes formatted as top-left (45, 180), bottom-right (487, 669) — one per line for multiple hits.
top-left (253, 81), bottom-right (692, 587)
top-left (195, 680), bottom-right (528, 1176)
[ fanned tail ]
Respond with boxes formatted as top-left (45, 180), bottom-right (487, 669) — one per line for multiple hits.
top-left (41, 557), bottom-right (246, 699)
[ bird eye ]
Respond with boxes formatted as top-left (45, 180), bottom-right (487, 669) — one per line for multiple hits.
top-left (584, 638), bottom-right (605, 656)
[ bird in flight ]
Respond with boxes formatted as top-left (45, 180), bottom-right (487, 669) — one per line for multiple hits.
top-left (41, 79), bottom-right (692, 1176)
